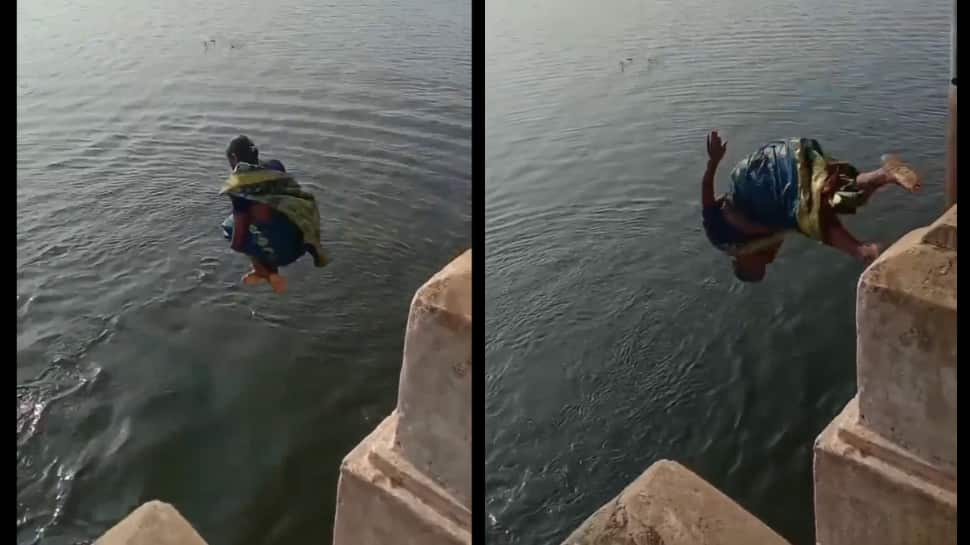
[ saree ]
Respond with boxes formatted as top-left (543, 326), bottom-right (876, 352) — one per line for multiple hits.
top-left (220, 163), bottom-right (328, 267)
top-left (726, 138), bottom-right (866, 256)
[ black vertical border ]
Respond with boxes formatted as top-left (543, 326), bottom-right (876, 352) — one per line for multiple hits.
top-left (471, 0), bottom-right (485, 543)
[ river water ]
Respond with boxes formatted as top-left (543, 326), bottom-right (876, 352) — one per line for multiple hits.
top-left (17, 0), bottom-right (470, 543)
top-left (484, 0), bottom-right (949, 543)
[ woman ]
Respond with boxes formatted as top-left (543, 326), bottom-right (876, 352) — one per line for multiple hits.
top-left (701, 130), bottom-right (921, 282)
top-left (220, 135), bottom-right (327, 294)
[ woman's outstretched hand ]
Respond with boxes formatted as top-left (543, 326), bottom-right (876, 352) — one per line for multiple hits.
top-left (707, 130), bottom-right (727, 164)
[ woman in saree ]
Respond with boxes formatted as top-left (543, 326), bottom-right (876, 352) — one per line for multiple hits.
top-left (701, 130), bottom-right (921, 282)
top-left (220, 135), bottom-right (328, 294)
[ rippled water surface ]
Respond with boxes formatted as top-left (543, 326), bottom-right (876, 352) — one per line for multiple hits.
top-left (17, 0), bottom-right (469, 543)
top-left (485, 0), bottom-right (949, 543)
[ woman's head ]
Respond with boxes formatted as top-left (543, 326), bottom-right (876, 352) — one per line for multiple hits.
top-left (732, 256), bottom-right (767, 282)
top-left (731, 245), bottom-right (780, 283)
top-left (226, 135), bottom-right (259, 168)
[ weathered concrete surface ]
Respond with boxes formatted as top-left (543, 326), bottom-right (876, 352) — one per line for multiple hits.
top-left (395, 249), bottom-right (472, 508)
top-left (814, 208), bottom-right (957, 545)
top-left (814, 400), bottom-right (956, 545)
top-left (855, 206), bottom-right (956, 472)
top-left (332, 250), bottom-right (471, 545)
top-left (920, 204), bottom-right (957, 251)
top-left (332, 414), bottom-right (469, 545)
top-left (95, 501), bottom-right (208, 545)
top-left (560, 460), bottom-right (791, 545)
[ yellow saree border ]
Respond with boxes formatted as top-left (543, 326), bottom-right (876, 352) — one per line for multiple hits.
top-left (794, 139), bottom-right (830, 242)
top-left (219, 167), bottom-right (291, 194)
top-left (219, 164), bottom-right (328, 268)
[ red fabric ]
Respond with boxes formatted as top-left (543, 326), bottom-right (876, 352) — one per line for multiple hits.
top-left (231, 212), bottom-right (250, 251)
top-left (250, 202), bottom-right (273, 223)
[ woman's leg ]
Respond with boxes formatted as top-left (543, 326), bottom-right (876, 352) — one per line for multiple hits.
top-left (847, 162), bottom-right (920, 197)
top-left (266, 272), bottom-right (288, 294)
top-left (251, 258), bottom-right (277, 276)
top-left (827, 156), bottom-right (921, 204)
top-left (232, 212), bottom-right (304, 294)
top-left (820, 206), bottom-right (880, 263)
top-left (242, 258), bottom-right (287, 293)
top-left (880, 154), bottom-right (922, 192)
top-left (242, 258), bottom-right (274, 285)
top-left (853, 168), bottom-right (896, 196)
top-left (825, 162), bottom-right (920, 217)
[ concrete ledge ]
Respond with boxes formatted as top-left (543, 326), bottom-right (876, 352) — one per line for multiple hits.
top-left (920, 205), bottom-right (956, 250)
top-left (333, 414), bottom-right (470, 545)
top-left (395, 250), bottom-right (472, 508)
top-left (369, 412), bottom-right (471, 529)
top-left (835, 399), bottom-right (955, 495)
top-left (560, 460), bottom-right (791, 545)
top-left (856, 209), bottom-right (956, 473)
top-left (814, 398), bottom-right (956, 545)
top-left (332, 250), bottom-right (471, 545)
top-left (95, 501), bottom-right (207, 545)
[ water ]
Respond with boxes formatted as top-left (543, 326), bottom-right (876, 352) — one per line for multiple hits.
top-left (17, 0), bottom-right (469, 543)
top-left (484, 0), bottom-right (949, 543)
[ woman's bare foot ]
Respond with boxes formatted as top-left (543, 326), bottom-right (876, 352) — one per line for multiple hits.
top-left (242, 270), bottom-right (268, 285)
top-left (268, 273), bottom-right (288, 294)
top-left (881, 154), bottom-right (922, 192)
top-left (858, 242), bottom-right (882, 265)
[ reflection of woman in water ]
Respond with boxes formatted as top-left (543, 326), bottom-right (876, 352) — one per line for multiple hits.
top-left (220, 135), bottom-right (327, 294)
top-left (701, 130), bottom-right (922, 283)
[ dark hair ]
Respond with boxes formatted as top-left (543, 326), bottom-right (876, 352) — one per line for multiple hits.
top-left (732, 259), bottom-right (765, 283)
top-left (227, 135), bottom-right (259, 164)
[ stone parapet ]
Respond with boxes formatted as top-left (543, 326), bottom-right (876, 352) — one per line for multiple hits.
top-left (333, 250), bottom-right (471, 545)
top-left (814, 399), bottom-right (955, 545)
top-left (560, 460), bottom-right (791, 545)
top-left (95, 501), bottom-right (208, 545)
top-left (814, 207), bottom-right (957, 545)
top-left (332, 413), bottom-right (469, 545)
top-left (395, 250), bottom-right (472, 507)
top-left (855, 205), bottom-right (956, 473)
